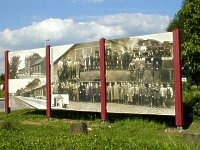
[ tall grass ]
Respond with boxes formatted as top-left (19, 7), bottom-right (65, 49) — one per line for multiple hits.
top-left (0, 109), bottom-right (199, 149)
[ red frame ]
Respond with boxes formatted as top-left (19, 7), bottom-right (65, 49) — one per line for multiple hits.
top-left (4, 32), bottom-right (183, 125)
top-left (4, 50), bottom-right (10, 114)
top-left (46, 45), bottom-right (51, 118)
top-left (100, 38), bottom-right (108, 121)
top-left (173, 28), bottom-right (183, 127)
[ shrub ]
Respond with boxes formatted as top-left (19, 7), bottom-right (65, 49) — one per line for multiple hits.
top-left (183, 89), bottom-right (200, 120)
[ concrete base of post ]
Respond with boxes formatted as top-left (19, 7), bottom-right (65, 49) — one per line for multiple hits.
top-left (176, 126), bottom-right (183, 131)
top-left (48, 117), bottom-right (51, 121)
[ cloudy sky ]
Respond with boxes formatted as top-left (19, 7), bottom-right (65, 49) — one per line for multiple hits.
top-left (0, 0), bottom-right (182, 74)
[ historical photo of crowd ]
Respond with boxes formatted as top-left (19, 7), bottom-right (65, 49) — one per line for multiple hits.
top-left (53, 35), bottom-right (175, 109)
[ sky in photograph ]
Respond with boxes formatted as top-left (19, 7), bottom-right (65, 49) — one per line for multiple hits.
top-left (0, 0), bottom-right (183, 74)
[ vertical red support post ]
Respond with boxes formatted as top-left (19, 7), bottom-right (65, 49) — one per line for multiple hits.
top-left (173, 28), bottom-right (183, 128)
top-left (100, 38), bottom-right (107, 121)
top-left (4, 50), bottom-right (10, 114)
top-left (46, 45), bottom-right (51, 118)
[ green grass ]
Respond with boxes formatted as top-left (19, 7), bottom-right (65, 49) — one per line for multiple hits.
top-left (0, 109), bottom-right (199, 150)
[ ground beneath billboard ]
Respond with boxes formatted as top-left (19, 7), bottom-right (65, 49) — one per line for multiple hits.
top-left (10, 96), bottom-right (175, 116)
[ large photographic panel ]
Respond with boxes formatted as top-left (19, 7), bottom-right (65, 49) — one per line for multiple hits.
top-left (7, 32), bottom-right (175, 116)
top-left (51, 32), bottom-right (175, 115)
top-left (104, 32), bottom-right (174, 115)
top-left (8, 48), bottom-right (47, 110)
top-left (52, 42), bottom-right (101, 112)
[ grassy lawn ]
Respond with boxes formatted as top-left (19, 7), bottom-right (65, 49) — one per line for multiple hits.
top-left (0, 109), bottom-right (199, 150)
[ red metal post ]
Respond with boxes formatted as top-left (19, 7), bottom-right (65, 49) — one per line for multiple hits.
top-left (173, 28), bottom-right (183, 127)
top-left (100, 38), bottom-right (107, 121)
top-left (46, 45), bottom-right (51, 118)
top-left (4, 50), bottom-right (10, 114)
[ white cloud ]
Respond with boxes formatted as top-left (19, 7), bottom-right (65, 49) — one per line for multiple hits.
top-left (0, 13), bottom-right (169, 50)
top-left (0, 49), bottom-right (5, 74)
top-left (0, 13), bottom-right (170, 74)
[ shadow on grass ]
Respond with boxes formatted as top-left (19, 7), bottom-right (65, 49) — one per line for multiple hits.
top-left (21, 99), bottom-right (195, 129)
top-left (22, 108), bottom-right (192, 128)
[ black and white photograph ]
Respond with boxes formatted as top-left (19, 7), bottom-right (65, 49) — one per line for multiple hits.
top-left (8, 32), bottom-right (175, 115)
top-left (51, 32), bottom-right (175, 115)
top-left (9, 48), bottom-right (46, 79)
top-left (8, 45), bottom-right (72, 110)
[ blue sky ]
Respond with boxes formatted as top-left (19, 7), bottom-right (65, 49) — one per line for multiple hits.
top-left (0, 0), bottom-right (182, 30)
top-left (0, 0), bottom-right (182, 73)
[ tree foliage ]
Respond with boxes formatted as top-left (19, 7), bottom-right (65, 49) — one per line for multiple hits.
top-left (0, 74), bottom-right (4, 84)
top-left (9, 55), bottom-right (21, 79)
top-left (0, 74), bottom-right (4, 92)
top-left (166, 0), bottom-right (200, 89)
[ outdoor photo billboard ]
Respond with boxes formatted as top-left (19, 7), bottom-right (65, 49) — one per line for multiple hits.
top-left (8, 32), bottom-right (175, 116)
top-left (52, 32), bottom-right (174, 115)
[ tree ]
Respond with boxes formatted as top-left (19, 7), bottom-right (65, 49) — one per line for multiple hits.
top-left (9, 55), bottom-right (21, 79)
top-left (166, 0), bottom-right (200, 89)
top-left (0, 74), bottom-right (4, 90)
top-left (0, 74), bottom-right (4, 84)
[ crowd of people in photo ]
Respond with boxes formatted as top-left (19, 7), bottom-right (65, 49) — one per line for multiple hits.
top-left (53, 81), bottom-right (174, 108)
top-left (56, 40), bottom-right (172, 82)
top-left (105, 41), bottom-right (171, 70)
top-left (106, 82), bottom-right (173, 108)
top-left (53, 81), bottom-right (101, 103)
top-left (54, 40), bottom-right (174, 108)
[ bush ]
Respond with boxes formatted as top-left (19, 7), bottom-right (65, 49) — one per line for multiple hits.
top-left (193, 102), bottom-right (200, 120)
top-left (183, 89), bottom-right (200, 120)
top-left (182, 82), bottom-right (192, 91)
